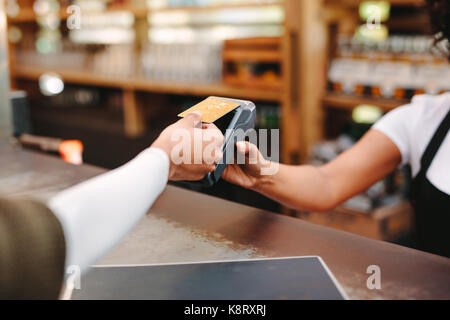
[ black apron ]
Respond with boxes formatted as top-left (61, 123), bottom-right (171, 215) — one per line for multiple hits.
top-left (410, 108), bottom-right (450, 258)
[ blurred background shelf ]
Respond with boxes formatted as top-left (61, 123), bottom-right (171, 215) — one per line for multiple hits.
top-left (322, 93), bottom-right (408, 112)
top-left (325, 0), bottom-right (425, 7)
top-left (13, 65), bottom-right (282, 102)
top-left (7, 1), bottom-right (284, 23)
top-left (7, 6), bottom-right (70, 22)
top-left (148, 1), bottom-right (284, 12)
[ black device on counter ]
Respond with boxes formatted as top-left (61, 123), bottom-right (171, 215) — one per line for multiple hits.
top-left (186, 97), bottom-right (256, 188)
top-left (71, 257), bottom-right (348, 300)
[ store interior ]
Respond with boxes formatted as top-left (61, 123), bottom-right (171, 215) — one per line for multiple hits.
top-left (4, 0), bottom-right (449, 245)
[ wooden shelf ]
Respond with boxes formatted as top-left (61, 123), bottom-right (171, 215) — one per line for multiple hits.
top-left (298, 201), bottom-right (413, 241)
top-left (324, 0), bottom-right (425, 8)
top-left (7, 7), bottom-right (70, 23)
top-left (105, 6), bottom-right (149, 18)
top-left (7, 2), bottom-right (283, 23)
top-left (7, 6), bottom-right (146, 23)
top-left (322, 93), bottom-right (409, 112)
top-left (12, 65), bottom-right (282, 102)
top-left (148, 1), bottom-right (283, 12)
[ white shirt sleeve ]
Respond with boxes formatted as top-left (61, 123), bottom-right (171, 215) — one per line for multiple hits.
top-left (47, 147), bottom-right (170, 273)
top-left (373, 93), bottom-right (450, 193)
top-left (372, 94), bottom-right (436, 167)
top-left (372, 93), bottom-right (450, 177)
top-left (372, 103), bottom-right (414, 166)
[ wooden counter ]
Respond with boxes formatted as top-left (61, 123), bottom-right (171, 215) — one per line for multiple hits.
top-left (0, 141), bottom-right (449, 300)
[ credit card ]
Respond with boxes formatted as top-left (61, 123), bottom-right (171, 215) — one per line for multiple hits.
top-left (178, 97), bottom-right (241, 123)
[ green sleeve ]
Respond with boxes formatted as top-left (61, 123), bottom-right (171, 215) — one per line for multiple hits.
top-left (0, 197), bottom-right (66, 299)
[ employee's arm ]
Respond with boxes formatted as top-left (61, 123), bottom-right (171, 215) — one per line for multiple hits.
top-left (49, 112), bottom-right (223, 273)
top-left (223, 129), bottom-right (401, 211)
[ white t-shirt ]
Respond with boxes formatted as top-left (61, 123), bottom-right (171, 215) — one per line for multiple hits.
top-left (373, 92), bottom-right (450, 195)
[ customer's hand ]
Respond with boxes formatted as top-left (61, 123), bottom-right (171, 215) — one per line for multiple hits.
top-left (222, 141), bottom-right (273, 189)
top-left (151, 111), bottom-right (224, 181)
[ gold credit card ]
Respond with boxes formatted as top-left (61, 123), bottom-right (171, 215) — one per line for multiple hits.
top-left (178, 97), bottom-right (241, 123)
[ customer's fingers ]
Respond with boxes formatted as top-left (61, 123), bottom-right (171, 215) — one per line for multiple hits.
top-left (214, 150), bottom-right (224, 163)
top-left (202, 143), bottom-right (223, 165)
top-left (202, 126), bottom-right (224, 162)
top-left (202, 123), bottom-right (219, 130)
top-left (180, 111), bottom-right (202, 128)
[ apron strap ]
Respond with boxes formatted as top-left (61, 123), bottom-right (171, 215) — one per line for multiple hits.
top-left (420, 108), bottom-right (450, 174)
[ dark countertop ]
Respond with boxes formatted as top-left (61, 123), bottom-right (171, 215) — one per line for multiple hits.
top-left (1, 141), bottom-right (449, 300)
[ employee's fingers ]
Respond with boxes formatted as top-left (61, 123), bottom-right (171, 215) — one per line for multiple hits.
top-left (236, 141), bottom-right (261, 165)
top-left (236, 141), bottom-right (259, 156)
top-left (236, 141), bottom-right (247, 154)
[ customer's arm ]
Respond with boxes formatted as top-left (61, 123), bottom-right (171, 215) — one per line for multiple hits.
top-left (223, 129), bottom-right (401, 211)
top-left (49, 112), bottom-right (223, 273)
top-left (0, 112), bottom-right (222, 299)
top-left (48, 147), bottom-right (169, 273)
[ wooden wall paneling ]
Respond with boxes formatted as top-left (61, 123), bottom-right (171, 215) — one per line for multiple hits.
top-left (123, 89), bottom-right (145, 137)
top-left (281, 0), bottom-right (300, 164)
top-left (285, 0), bottom-right (328, 162)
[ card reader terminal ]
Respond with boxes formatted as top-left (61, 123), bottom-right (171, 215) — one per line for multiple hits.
top-left (184, 97), bottom-right (256, 187)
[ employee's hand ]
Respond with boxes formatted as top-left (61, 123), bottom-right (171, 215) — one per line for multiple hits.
top-left (222, 141), bottom-right (273, 189)
top-left (151, 111), bottom-right (224, 181)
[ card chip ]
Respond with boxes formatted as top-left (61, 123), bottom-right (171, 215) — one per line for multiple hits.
top-left (178, 97), bottom-right (241, 123)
